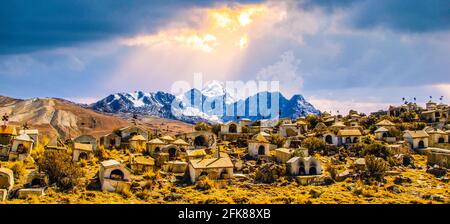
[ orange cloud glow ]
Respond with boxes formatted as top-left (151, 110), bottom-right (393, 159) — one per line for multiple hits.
top-left (121, 5), bottom-right (267, 53)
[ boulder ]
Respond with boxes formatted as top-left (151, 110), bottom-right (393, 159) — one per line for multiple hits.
top-left (234, 159), bottom-right (243, 171)
top-left (427, 166), bottom-right (447, 178)
top-left (387, 185), bottom-right (402, 194)
top-left (336, 170), bottom-right (351, 182)
top-left (430, 194), bottom-right (445, 202)
top-left (393, 175), bottom-right (412, 185)
top-left (309, 189), bottom-right (323, 198)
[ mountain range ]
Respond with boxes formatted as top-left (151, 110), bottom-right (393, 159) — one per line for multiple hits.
top-left (90, 81), bottom-right (320, 124)
top-left (0, 81), bottom-right (319, 138)
top-left (0, 96), bottom-right (192, 139)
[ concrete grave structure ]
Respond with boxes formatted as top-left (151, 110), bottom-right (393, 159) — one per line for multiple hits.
top-left (0, 125), bottom-right (17, 146)
top-left (239, 118), bottom-right (252, 127)
top-left (323, 132), bottom-right (338, 145)
top-left (221, 121), bottom-right (242, 134)
top-left (248, 132), bottom-right (271, 158)
top-left (287, 156), bottom-right (322, 176)
top-left (45, 137), bottom-right (67, 151)
top-left (337, 129), bottom-right (362, 146)
top-left (188, 155), bottom-right (234, 183)
top-left (403, 130), bottom-right (429, 151)
top-left (279, 123), bottom-right (302, 137)
top-left (162, 160), bottom-right (188, 173)
top-left (19, 129), bottom-right (39, 149)
top-left (147, 138), bottom-right (167, 155)
top-left (186, 149), bottom-right (207, 161)
top-left (426, 129), bottom-right (448, 145)
top-left (176, 131), bottom-right (216, 148)
top-left (129, 153), bottom-right (155, 174)
top-left (129, 134), bottom-right (147, 152)
top-left (9, 133), bottom-right (34, 161)
top-left (73, 134), bottom-right (97, 151)
top-left (100, 132), bottom-right (121, 149)
top-left (160, 135), bottom-right (175, 144)
top-left (0, 189), bottom-right (7, 201)
top-left (99, 160), bottom-right (132, 192)
top-left (375, 119), bottom-right (395, 128)
top-left (275, 148), bottom-right (295, 163)
top-left (17, 188), bottom-right (45, 199)
top-left (426, 148), bottom-right (450, 168)
top-left (72, 142), bottom-right (93, 162)
top-left (119, 126), bottom-right (149, 142)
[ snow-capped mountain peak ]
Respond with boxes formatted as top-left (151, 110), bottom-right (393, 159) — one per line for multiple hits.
top-left (201, 80), bottom-right (226, 98)
top-left (201, 80), bottom-right (237, 104)
top-left (90, 88), bottom-right (320, 124)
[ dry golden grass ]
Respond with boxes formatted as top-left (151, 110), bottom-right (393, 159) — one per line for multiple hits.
top-left (1, 149), bottom-right (449, 204)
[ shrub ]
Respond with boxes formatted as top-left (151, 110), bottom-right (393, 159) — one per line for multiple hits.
top-left (37, 150), bottom-right (85, 191)
top-left (195, 176), bottom-right (215, 191)
top-left (347, 142), bottom-right (366, 157)
top-left (194, 122), bottom-right (211, 131)
top-left (360, 116), bottom-right (377, 129)
top-left (361, 136), bottom-right (375, 144)
top-left (401, 154), bottom-right (414, 166)
top-left (255, 162), bottom-right (285, 183)
top-left (362, 142), bottom-right (392, 159)
top-left (364, 155), bottom-right (388, 182)
top-left (241, 126), bottom-right (250, 133)
top-left (30, 139), bottom-right (46, 161)
top-left (306, 114), bottom-right (320, 129)
top-left (143, 169), bottom-right (158, 182)
top-left (292, 148), bottom-right (306, 158)
top-left (95, 146), bottom-right (110, 160)
top-left (400, 111), bottom-right (418, 122)
top-left (302, 137), bottom-right (326, 155)
top-left (120, 187), bottom-right (133, 198)
top-left (388, 128), bottom-right (402, 139)
top-left (211, 124), bottom-right (221, 136)
top-left (326, 165), bottom-right (338, 181)
top-left (6, 161), bottom-right (26, 181)
top-left (270, 134), bottom-right (286, 148)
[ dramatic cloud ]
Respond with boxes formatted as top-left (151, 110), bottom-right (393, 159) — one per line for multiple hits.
top-left (256, 51), bottom-right (305, 98)
top-left (1, 0), bottom-right (449, 114)
top-left (0, 0), bottom-right (263, 54)
top-left (303, 0), bottom-right (450, 33)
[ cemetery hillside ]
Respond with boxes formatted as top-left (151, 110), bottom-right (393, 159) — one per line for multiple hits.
top-left (0, 97), bottom-right (449, 204)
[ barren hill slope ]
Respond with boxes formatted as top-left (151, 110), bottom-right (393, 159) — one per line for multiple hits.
top-left (0, 96), bottom-right (130, 138)
top-left (0, 96), bottom-right (193, 139)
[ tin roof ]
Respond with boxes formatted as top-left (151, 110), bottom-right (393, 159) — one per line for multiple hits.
top-left (376, 119), bottom-right (395, 126)
top-left (186, 149), bottom-right (206, 157)
top-left (100, 159), bottom-right (120, 167)
top-left (374, 127), bottom-right (389, 133)
top-left (148, 138), bottom-right (165, 144)
top-left (160, 135), bottom-right (175, 141)
top-left (403, 130), bottom-right (429, 138)
top-left (189, 157), bottom-right (233, 169)
top-left (130, 135), bottom-right (146, 141)
top-left (251, 132), bottom-right (269, 143)
top-left (74, 142), bottom-right (93, 151)
top-left (172, 139), bottom-right (189, 146)
top-left (337, 129), bottom-right (362, 137)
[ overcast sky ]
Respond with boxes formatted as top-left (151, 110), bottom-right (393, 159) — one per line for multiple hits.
top-left (1, 0), bottom-right (449, 114)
